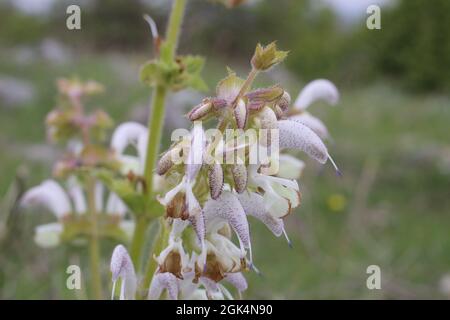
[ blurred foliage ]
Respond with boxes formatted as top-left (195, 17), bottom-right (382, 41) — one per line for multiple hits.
top-left (1, 0), bottom-right (450, 298)
top-left (362, 0), bottom-right (450, 92)
top-left (0, 5), bottom-right (49, 46)
top-left (186, 0), bottom-right (348, 83)
top-left (2, 0), bottom-right (449, 92)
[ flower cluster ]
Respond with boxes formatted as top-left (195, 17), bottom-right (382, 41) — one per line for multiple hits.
top-left (109, 43), bottom-right (340, 300)
top-left (20, 79), bottom-right (132, 248)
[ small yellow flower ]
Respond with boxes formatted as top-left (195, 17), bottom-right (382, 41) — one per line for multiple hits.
top-left (327, 193), bottom-right (347, 212)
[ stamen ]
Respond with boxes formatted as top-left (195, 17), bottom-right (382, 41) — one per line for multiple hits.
top-left (282, 226), bottom-right (293, 248)
top-left (111, 280), bottom-right (117, 300)
top-left (143, 14), bottom-right (159, 41)
top-left (250, 263), bottom-right (263, 277)
top-left (328, 154), bottom-right (342, 177)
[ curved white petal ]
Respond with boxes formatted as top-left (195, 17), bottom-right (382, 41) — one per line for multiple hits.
top-left (204, 191), bottom-right (250, 251)
top-left (106, 192), bottom-right (127, 217)
top-left (21, 180), bottom-right (72, 218)
top-left (34, 222), bottom-right (63, 248)
top-left (290, 112), bottom-right (329, 140)
top-left (148, 272), bottom-right (179, 300)
top-left (263, 190), bottom-right (291, 219)
top-left (117, 155), bottom-right (141, 175)
top-left (277, 154), bottom-right (305, 180)
top-left (94, 182), bottom-right (104, 213)
top-left (294, 79), bottom-right (339, 110)
top-left (170, 219), bottom-right (190, 239)
top-left (224, 272), bottom-right (248, 293)
top-left (184, 288), bottom-right (208, 300)
top-left (278, 120), bottom-right (329, 164)
top-left (110, 244), bottom-right (137, 300)
top-left (119, 221), bottom-right (135, 241)
top-left (111, 122), bottom-right (148, 155)
top-left (186, 123), bottom-right (206, 182)
top-left (67, 177), bottom-right (87, 214)
top-left (237, 192), bottom-right (284, 237)
top-left (137, 131), bottom-right (148, 171)
top-left (271, 181), bottom-right (301, 209)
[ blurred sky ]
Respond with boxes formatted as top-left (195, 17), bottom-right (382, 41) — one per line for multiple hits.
top-left (319, 0), bottom-right (393, 23)
top-left (11, 0), bottom-right (394, 23)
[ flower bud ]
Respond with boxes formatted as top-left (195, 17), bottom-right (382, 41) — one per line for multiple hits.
top-left (233, 99), bottom-right (247, 129)
top-left (251, 42), bottom-right (288, 71)
top-left (256, 106), bottom-right (278, 147)
top-left (278, 91), bottom-right (291, 112)
top-left (246, 85), bottom-right (284, 104)
top-left (208, 164), bottom-right (224, 200)
top-left (157, 146), bottom-right (182, 175)
top-left (187, 99), bottom-right (212, 121)
top-left (231, 164), bottom-right (247, 193)
top-left (210, 98), bottom-right (227, 110)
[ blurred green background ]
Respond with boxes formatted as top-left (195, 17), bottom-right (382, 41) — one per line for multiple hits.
top-left (0, 0), bottom-right (449, 299)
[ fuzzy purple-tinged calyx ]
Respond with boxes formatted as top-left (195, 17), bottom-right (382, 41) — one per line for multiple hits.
top-left (187, 99), bottom-right (213, 121)
top-left (237, 192), bottom-right (283, 237)
top-left (208, 163), bottom-right (224, 200)
top-left (234, 99), bottom-right (248, 129)
top-left (231, 164), bottom-right (247, 194)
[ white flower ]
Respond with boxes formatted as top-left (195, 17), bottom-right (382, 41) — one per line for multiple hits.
top-left (277, 119), bottom-right (340, 174)
top-left (248, 165), bottom-right (301, 219)
top-left (110, 121), bottom-right (148, 175)
top-left (21, 177), bottom-right (133, 247)
top-left (110, 244), bottom-right (137, 300)
top-left (290, 79), bottom-right (339, 140)
top-left (203, 191), bottom-right (251, 261)
top-left (237, 191), bottom-right (291, 245)
top-left (277, 154), bottom-right (305, 180)
top-left (155, 236), bottom-right (190, 279)
top-left (158, 124), bottom-right (207, 263)
top-left (21, 179), bottom-right (72, 219)
top-left (148, 272), bottom-right (179, 300)
top-left (224, 272), bottom-right (248, 298)
top-left (203, 232), bottom-right (247, 281)
top-left (293, 79), bottom-right (339, 110)
top-left (34, 223), bottom-right (63, 248)
top-left (290, 112), bottom-right (330, 140)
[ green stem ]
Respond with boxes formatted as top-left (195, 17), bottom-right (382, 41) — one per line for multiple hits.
top-left (233, 68), bottom-right (259, 106)
top-left (141, 219), bottom-right (169, 296)
top-left (165, 0), bottom-right (186, 61)
top-left (142, 221), bottom-right (164, 288)
top-left (86, 177), bottom-right (102, 299)
top-left (143, 85), bottom-right (168, 196)
top-left (129, 215), bottom-right (150, 268)
top-left (130, 0), bottom-right (188, 276)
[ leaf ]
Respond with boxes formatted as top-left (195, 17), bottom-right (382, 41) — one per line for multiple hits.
top-left (93, 169), bottom-right (147, 216)
top-left (172, 55), bottom-right (208, 92)
top-left (140, 59), bottom-right (177, 87)
top-left (140, 55), bottom-right (208, 92)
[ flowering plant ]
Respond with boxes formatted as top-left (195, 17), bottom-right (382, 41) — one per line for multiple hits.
top-left (20, 0), bottom-right (340, 300)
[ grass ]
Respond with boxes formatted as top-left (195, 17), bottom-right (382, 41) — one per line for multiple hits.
top-left (0, 53), bottom-right (449, 299)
